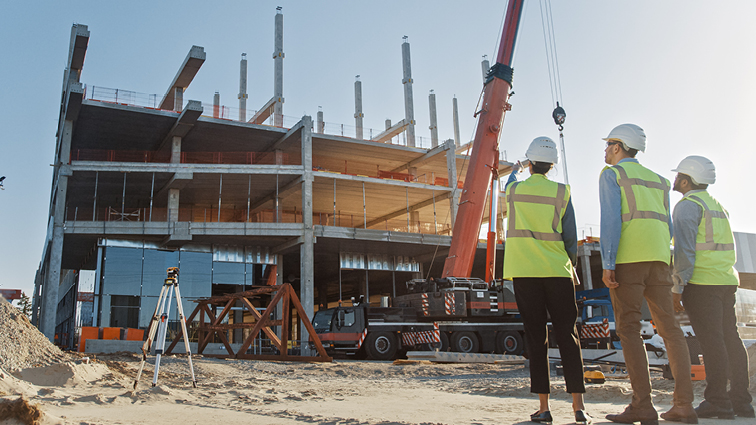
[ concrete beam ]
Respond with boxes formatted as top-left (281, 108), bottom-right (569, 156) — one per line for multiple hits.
top-left (64, 81), bottom-right (85, 122)
top-left (363, 191), bottom-right (452, 229)
top-left (266, 120), bottom-right (304, 152)
top-left (390, 142), bottom-right (448, 173)
top-left (154, 172), bottom-right (194, 199)
top-left (272, 236), bottom-right (303, 254)
top-left (249, 176), bottom-right (302, 213)
top-left (70, 162), bottom-right (303, 175)
top-left (66, 24), bottom-right (90, 83)
top-left (249, 96), bottom-right (276, 125)
top-left (159, 46), bottom-right (206, 110)
top-left (154, 100), bottom-right (203, 151)
top-left (372, 119), bottom-right (407, 143)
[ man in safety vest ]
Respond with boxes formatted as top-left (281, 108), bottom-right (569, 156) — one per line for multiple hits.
top-left (504, 137), bottom-right (591, 425)
top-left (599, 124), bottom-right (697, 424)
top-left (670, 156), bottom-right (753, 419)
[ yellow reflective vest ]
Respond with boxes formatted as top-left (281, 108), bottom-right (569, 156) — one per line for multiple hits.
top-left (681, 191), bottom-right (739, 286)
top-left (609, 162), bottom-right (672, 265)
top-left (503, 174), bottom-right (572, 279)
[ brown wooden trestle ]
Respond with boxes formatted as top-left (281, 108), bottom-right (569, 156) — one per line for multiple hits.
top-left (165, 283), bottom-right (332, 362)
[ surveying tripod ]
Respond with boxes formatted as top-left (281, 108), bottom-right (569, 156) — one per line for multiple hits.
top-left (133, 267), bottom-right (197, 389)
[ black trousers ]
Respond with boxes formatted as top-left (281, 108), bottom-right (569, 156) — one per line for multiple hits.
top-left (514, 277), bottom-right (585, 394)
top-left (682, 284), bottom-right (752, 409)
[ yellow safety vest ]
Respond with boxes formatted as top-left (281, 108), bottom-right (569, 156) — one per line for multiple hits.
top-left (609, 162), bottom-right (672, 264)
top-left (681, 191), bottom-right (739, 286)
top-left (503, 174), bottom-right (572, 279)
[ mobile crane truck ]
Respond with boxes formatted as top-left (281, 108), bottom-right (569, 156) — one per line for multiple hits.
top-left (312, 279), bottom-right (619, 360)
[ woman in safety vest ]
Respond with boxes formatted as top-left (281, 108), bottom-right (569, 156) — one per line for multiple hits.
top-left (503, 137), bottom-right (590, 425)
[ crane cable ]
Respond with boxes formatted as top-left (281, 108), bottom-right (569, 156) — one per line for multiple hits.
top-left (539, 0), bottom-right (570, 185)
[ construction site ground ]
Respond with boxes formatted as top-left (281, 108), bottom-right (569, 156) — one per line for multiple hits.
top-left (3, 299), bottom-right (756, 425)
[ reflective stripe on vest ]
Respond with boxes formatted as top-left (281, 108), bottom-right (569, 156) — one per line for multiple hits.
top-left (681, 191), bottom-right (739, 286)
top-left (610, 162), bottom-right (672, 265)
top-left (503, 175), bottom-right (572, 279)
top-left (614, 165), bottom-right (670, 223)
top-left (686, 194), bottom-right (735, 252)
top-left (506, 181), bottom-right (566, 241)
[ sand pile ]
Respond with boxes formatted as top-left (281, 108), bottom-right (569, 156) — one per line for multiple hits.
top-left (13, 362), bottom-right (111, 387)
top-left (0, 297), bottom-right (71, 372)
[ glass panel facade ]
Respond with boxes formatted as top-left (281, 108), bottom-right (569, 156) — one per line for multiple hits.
top-left (99, 241), bottom-right (266, 330)
top-left (213, 262), bottom-right (245, 286)
top-left (142, 250), bottom-right (179, 296)
top-left (178, 251), bottom-right (212, 298)
top-left (102, 247), bottom-right (143, 296)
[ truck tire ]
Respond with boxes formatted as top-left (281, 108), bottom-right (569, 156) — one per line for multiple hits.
top-left (451, 331), bottom-right (479, 353)
top-left (423, 331), bottom-right (449, 352)
top-left (365, 331), bottom-right (398, 360)
top-left (495, 331), bottom-right (524, 355)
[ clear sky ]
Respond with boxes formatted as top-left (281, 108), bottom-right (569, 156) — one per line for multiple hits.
top-left (2, 1), bottom-right (755, 297)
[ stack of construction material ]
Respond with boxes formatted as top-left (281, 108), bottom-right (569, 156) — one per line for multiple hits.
top-left (0, 297), bottom-right (71, 372)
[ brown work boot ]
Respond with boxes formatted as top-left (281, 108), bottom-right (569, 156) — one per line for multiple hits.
top-left (660, 404), bottom-right (698, 424)
top-left (606, 404), bottom-right (659, 425)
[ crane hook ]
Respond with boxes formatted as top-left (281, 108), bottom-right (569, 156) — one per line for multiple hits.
top-left (552, 102), bottom-right (566, 132)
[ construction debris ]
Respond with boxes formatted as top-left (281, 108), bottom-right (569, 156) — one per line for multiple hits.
top-left (0, 297), bottom-right (72, 372)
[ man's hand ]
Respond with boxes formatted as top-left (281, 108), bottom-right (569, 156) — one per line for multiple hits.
top-left (672, 292), bottom-right (684, 313)
top-left (602, 269), bottom-right (619, 288)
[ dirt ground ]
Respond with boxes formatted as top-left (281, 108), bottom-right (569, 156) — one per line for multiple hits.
top-left (2, 352), bottom-right (756, 425)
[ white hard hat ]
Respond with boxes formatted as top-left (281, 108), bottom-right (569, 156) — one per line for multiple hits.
top-left (672, 155), bottom-right (716, 185)
top-left (526, 136), bottom-right (559, 164)
top-left (603, 123), bottom-right (646, 153)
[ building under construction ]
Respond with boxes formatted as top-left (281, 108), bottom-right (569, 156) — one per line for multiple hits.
top-left (34, 13), bottom-right (533, 350)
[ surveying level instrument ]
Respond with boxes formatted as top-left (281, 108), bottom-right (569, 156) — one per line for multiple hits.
top-left (133, 267), bottom-right (197, 389)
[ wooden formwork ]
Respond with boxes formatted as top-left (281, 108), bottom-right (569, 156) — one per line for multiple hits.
top-left (165, 283), bottom-right (331, 362)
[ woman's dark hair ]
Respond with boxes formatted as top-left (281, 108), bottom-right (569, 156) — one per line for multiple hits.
top-left (531, 161), bottom-right (553, 175)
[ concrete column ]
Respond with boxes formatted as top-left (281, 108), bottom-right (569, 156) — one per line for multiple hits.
top-left (168, 189), bottom-right (180, 222)
top-left (171, 136), bottom-right (181, 164)
top-left (580, 245), bottom-right (594, 290)
top-left (40, 119), bottom-right (74, 340)
top-left (273, 9), bottom-right (284, 127)
top-left (452, 97), bottom-right (461, 148)
top-left (299, 115), bottom-right (314, 350)
top-left (238, 53), bottom-right (248, 121)
top-left (481, 55), bottom-right (490, 82)
top-left (354, 76), bottom-right (364, 140)
top-left (445, 139), bottom-right (459, 228)
top-left (174, 87), bottom-right (183, 112)
top-left (401, 38), bottom-right (416, 147)
top-left (410, 210), bottom-right (421, 232)
top-left (317, 108), bottom-right (324, 134)
top-left (213, 91), bottom-right (220, 119)
top-left (428, 90), bottom-right (439, 147)
top-left (31, 267), bottom-right (43, 326)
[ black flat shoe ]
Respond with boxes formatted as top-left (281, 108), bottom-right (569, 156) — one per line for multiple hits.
top-left (575, 410), bottom-right (593, 425)
top-left (530, 410), bottom-right (553, 424)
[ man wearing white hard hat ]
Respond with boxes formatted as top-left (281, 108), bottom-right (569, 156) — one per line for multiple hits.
top-left (599, 124), bottom-right (696, 424)
top-left (504, 137), bottom-right (591, 425)
top-left (670, 156), bottom-right (753, 419)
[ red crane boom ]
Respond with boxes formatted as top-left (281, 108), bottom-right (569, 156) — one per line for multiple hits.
top-left (441, 0), bottom-right (525, 279)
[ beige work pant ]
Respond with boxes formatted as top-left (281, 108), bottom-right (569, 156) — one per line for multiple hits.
top-left (610, 261), bottom-right (694, 409)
